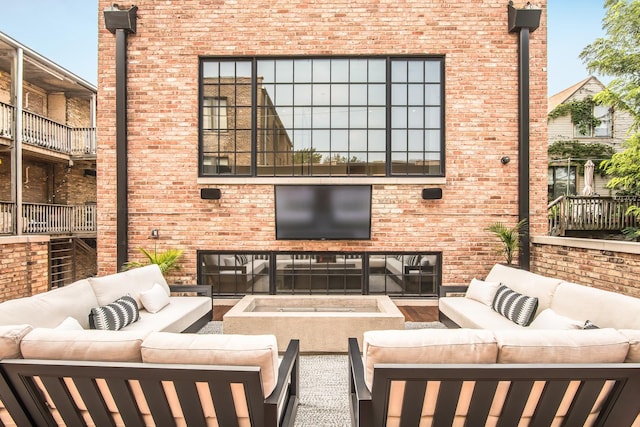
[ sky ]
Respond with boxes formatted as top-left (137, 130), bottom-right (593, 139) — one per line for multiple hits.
top-left (0, 1), bottom-right (609, 96)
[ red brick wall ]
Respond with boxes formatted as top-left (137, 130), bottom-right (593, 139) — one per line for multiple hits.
top-left (0, 236), bottom-right (49, 302)
top-left (96, 0), bottom-right (548, 286)
top-left (532, 238), bottom-right (640, 299)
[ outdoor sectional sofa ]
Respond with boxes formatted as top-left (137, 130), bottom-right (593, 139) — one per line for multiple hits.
top-left (0, 264), bottom-right (300, 426)
top-left (0, 264), bottom-right (212, 333)
top-left (349, 263), bottom-right (640, 426)
top-left (438, 263), bottom-right (640, 331)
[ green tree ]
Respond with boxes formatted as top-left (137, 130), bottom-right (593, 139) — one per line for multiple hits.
top-left (293, 148), bottom-right (323, 164)
top-left (580, 0), bottom-right (640, 239)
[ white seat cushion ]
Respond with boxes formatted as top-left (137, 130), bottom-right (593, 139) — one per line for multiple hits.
top-left (20, 328), bottom-right (149, 362)
top-left (439, 297), bottom-right (522, 329)
top-left (141, 332), bottom-right (279, 396)
top-left (363, 328), bottom-right (497, 388)
top-left (494, 329), bottom-right (629, 363)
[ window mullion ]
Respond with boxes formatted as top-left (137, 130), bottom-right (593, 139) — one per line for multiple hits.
top-left (251, 59), bottom-right (258, 176)
top-left (385, 58), bottom-right (392, 176)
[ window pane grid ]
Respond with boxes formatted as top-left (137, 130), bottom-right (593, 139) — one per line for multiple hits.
top-left (198, 251), bottom-right (440, 296)
top-left (201, 57), bottom-right (443, 177)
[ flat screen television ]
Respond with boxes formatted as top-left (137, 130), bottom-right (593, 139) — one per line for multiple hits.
top-left (275, 185), bottom-right (372, 240)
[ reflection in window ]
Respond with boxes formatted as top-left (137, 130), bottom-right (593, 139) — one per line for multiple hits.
top-left (548, 166), bottom-right (576, 201)
top-left (197, 251), bottom-right (441, 297)
top-left (203, 97), bottom-right (228, 130)
top-left (200, 57), bottom-right (444, 177)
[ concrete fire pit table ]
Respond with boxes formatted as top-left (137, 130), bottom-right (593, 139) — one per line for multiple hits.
top-left (222, 295), bottom-right (405, 353)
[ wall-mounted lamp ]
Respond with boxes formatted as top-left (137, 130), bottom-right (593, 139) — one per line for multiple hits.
top-left (501, 156), bottom-right (511, 165)
top-left (150, 229), bottom-right (159, 239)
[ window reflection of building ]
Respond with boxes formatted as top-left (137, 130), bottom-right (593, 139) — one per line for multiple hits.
top-left (202, 77), bottom-right (292, 175)
top-left (200, 57), bottom-right (444, 177)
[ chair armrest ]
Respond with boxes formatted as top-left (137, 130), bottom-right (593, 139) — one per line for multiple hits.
top-left (265, 339), bottom-right (300, 427)
top-left (348, 337), bottom-right (372, 427)
top-left (438, 285), bottom-right (468, 298)
top-left (169, 284), bottom-right (212, 298)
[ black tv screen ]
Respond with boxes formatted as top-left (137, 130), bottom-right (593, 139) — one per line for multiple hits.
top-left (275, 185), bottom-right (372, 240)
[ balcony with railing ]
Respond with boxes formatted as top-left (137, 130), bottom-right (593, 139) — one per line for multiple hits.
top-left (0, 201), bottom-right (96, 236)
top-left (548, 195), bottom-right (640, 237)
top-left (0, 101), bottom-right (96, 157)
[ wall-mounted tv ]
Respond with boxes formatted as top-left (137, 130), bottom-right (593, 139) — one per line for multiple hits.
top-left (275, 185), bottom-right (372, 240)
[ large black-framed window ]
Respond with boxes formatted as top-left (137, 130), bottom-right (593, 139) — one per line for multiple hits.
top-left (197, 250), bottom-right (442, 297)
top-left (199, 56), bottom-right (445, 177)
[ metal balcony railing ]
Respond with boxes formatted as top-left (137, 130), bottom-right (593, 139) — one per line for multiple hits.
top-left (0, 102), bottom-right (14, 139)
top-left (0, 101), bottom-right (96, 156)
top-left (548, 196), bottom-right (640, 236)
top-left (0, 201), bottom-right (96, 235)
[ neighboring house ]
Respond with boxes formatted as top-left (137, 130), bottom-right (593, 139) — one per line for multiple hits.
top-left (97, 1), bottom-right (547, 293)
top-left (0, 31), bottom-right (97, 294)
top-left (547, 76), bottom-right (633, 199)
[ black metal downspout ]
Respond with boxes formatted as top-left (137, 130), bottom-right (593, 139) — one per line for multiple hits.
top-left (104, 6), bottom-right (138, 271)
top-left (508, 2), bottom-right (541, 270)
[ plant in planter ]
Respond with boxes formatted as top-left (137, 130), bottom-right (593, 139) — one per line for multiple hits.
top-left (123, 247), bottom-right (184, 275)
top-left (485, 219), bottom-right (527, 265)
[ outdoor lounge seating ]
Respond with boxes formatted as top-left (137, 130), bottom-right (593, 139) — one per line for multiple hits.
top-left (0, 333), bottom-right (300, 426)
top-left (348, 332), bottom-right (640, 426)
top-left (439, 263), bottom-right (640, 330)
top-left (0, 264), bottom-right (212, 333)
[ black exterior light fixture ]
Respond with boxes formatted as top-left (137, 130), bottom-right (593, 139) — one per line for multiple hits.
top-left (507, 1), bottom-right (541, 270)
top-left (104, 4), bottom-right (138, 33)
top-left (104, 4), bottom-right (138, 271)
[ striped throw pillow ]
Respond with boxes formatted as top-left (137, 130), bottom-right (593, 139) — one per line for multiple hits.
top-left (89, 295), bottom-right (140, 331)
top-left (491, 285), bottom-right (538, 326)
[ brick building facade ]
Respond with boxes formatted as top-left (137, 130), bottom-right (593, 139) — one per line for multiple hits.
top-left (97, 1), bottom-right (548, 291)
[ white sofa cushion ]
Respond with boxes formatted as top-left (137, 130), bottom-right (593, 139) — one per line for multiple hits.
top-left (494, 329), bottom-right (629, 363)
top-left (21, 328), bottom-right (149, 362)
top-left (0, 324), bottom-right (32, 359)
top-left (619, 329), bottom-right (640, 362)
top-left (55, 317), bottom-right (84, 331)
top-left (529, 308), bottom-right (583, 330)
top-left (485, 264), bottom-right (562, 317)
top-left (550, 281), bottom-right (640, 329)
top-left (0, 279), bottom-right (98, 329)
top-left (439, 297), bottom-right (522, 329)
top-left (465, 278), bottom-right (500, 306)
top-left (362, 329), bottom-right (498, 388)
top-left (141, 332), bottom-right (279, 396)
top-left (89, 264), bottom-right (170, 308)
top-left (120, 296), bottom-right (211, 333)
top-left (140, 283), bottom-right (171, 313)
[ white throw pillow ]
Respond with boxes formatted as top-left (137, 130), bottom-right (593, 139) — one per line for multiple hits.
top-left (465, 278), bottom-right (501, 306)
top-left (529, 308), bottom-right (583, 330)
top-left (55, 317), bottom-right (84, 331)
top-left (140, 283), bottom-right (171, 313)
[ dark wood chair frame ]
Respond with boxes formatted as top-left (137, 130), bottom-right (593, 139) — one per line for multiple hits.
top-left (1, 339), bottom-right (299, 427)
top-left (348, 337), bottom-right (640, 427)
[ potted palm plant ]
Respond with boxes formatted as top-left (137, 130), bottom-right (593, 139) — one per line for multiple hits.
top-left (485, 219), bottom-right (527, 265)
top-left (123, 247), bottom-right (184, 275)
